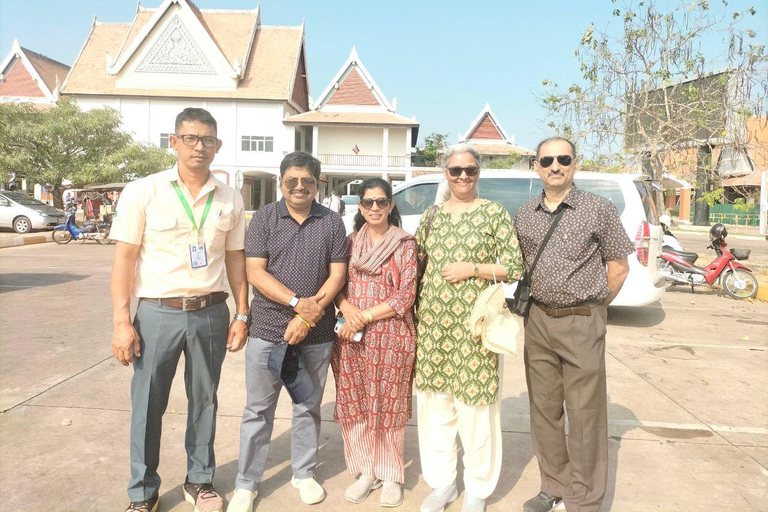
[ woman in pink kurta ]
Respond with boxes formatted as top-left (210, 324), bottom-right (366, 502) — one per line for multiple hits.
top-left (332, 178), bottom-right (418, 508)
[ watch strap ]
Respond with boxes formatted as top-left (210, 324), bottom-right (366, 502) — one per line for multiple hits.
top-left (234, 314), bottom-right (249, 324)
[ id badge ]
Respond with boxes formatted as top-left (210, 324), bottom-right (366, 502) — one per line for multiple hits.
top-left (189, 243), bottom-right (208, 268)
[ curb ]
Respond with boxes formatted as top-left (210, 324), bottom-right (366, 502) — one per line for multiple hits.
top-left (757, 280), bottom-right (768, 302)
top-left (0, 235), bottom-right (50, 249)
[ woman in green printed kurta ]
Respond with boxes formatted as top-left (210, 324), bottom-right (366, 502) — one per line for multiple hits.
top-left (414, 145), bottom-right (523, 512)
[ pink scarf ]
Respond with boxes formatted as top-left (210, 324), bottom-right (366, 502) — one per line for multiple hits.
top-left (350, 223), bottom-right (414, 275)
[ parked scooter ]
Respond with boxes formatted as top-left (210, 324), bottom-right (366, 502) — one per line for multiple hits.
top-left (52, 211), bottom-right (111, 245)
top-left (658, 223), bottom-right (758, 300)
top-left (659, 214), bottom-right (684, 252)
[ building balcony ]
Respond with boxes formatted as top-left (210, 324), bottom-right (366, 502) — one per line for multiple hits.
top-left (318, 154), bottom-right (409, 168)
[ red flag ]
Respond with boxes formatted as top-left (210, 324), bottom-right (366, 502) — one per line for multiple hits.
top-left (352, 144), bottom-right (360, 155)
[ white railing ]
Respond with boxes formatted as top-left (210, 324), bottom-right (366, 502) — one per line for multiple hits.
top-left (318, 154), bottom-right (409, 168)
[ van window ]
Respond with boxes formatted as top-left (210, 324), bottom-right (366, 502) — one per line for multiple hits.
top-left (571, 179), bottom-right (626, 215)
top-left (633, 181), bottom-right (659, 224)
top-left (477, 178), bottom-right (533, 216)
top-left (393, 182), bottom-right (438, 215)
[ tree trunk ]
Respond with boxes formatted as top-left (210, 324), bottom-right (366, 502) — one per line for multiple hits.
top-left (51, 183), bottom-right (65, 210)
top-left (693, 145), bottom-right (712, 226)
top-left (643, 154), bottom-right (666, 214)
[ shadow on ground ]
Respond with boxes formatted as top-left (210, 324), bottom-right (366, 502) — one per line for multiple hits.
top-left (608, 303), bottom-right (666, 327)
top-left (0, 273), bottom-right (89, 293)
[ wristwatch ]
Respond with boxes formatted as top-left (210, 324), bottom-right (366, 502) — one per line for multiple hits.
top-left (289, 295), bottom-right (300, 308)
top-left (234, 314), bottom-right (250, 325)
top-left (473, 265), bottom-right (480, 278)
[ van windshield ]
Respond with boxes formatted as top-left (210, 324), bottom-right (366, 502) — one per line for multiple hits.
top-left (477, 178), bottom-right (534, 215)
top-left (393, 182), bottom-right (439, 216)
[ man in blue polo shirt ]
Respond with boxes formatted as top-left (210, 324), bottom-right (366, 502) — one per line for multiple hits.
top-left (230, 152), bottom-right (348, 512)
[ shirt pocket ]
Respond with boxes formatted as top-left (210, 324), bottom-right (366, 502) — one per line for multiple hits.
top-left (209, 210), bottom-right (235, 252)
top-left (144, 210), bottom-right (177, 248)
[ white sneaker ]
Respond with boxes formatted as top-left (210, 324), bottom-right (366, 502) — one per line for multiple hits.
top-left (420, 481), bottom-right (458, 512)
top-left (461, 493), bottom-right (486, 512)
top-left (291, 476), bottom-right (326, 505)
top-left (227, 488), bottom-right (257, 512)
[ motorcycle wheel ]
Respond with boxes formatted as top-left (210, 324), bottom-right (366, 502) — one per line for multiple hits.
top-left (96, 226), bottom-right (111, 245)
top-left (52, 230), bottom-right (72, 244)
top-left (722, 269), bottom-right (758, 300)
top-left (658, 260), bottom-right (676, 289)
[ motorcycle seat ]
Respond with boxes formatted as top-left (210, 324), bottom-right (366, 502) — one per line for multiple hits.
top-left (663, 248), bottom-right (699, 265)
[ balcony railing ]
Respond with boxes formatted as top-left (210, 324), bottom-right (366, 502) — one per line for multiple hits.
top-left (318, 154), bottom-right (409, 168)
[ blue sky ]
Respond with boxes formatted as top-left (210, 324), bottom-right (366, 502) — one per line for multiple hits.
top-left (1, 0), bottom-right (766, 151)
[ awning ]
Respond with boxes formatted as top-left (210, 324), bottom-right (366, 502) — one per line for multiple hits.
top-left (84, 182), bottom-right (128, 191)
top-left (721, 171), bottom-right (763, 187)
top-left (661, 173), bottom-right (693, 189)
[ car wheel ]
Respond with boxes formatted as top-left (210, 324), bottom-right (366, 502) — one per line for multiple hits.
top-left (13, 216), bottom-right (32, 234)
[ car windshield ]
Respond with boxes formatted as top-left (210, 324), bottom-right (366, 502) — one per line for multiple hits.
top-left (1, 192), bottom-right (47, 206)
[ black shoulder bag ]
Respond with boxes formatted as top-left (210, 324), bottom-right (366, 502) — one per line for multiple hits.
top-left (509, 207), bottom-right (565, 317)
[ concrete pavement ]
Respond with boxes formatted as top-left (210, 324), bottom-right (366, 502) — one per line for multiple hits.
top-left (0, 243), bottom-right (766, 511)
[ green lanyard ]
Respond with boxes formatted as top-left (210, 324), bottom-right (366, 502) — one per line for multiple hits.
top-left (172, 181), bottom-right (215, 238)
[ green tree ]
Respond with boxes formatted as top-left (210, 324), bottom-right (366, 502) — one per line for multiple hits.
top-left (540, 0), bottom-right (767, 225)
top-left (0, 99), bottom-right (176, 208)
top-left (412, 132), bottom-right (449, 167)
top-left (484, 153), bottom-right (523, 169)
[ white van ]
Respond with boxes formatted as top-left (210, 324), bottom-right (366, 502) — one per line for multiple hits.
top-left (386, 171), bottom-right (666, 307)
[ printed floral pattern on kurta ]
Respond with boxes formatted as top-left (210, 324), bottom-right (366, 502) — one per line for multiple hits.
top-left (414, 200), bottom-right (523, 405)
top-left (331, 231), bottom-right (418, 430)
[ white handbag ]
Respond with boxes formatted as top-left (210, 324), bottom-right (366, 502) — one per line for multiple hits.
top-left (469, 267), bottom-right (518, 357)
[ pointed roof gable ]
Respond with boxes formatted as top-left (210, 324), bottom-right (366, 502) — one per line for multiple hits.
top-left (313, 47), bottom-right (393, 111)
top-left (0, 39), bottom-right (70, 102)
top-left (461, 103), bottom-right (510, 142)
top-left (62, 4), bottom-right (306, 105)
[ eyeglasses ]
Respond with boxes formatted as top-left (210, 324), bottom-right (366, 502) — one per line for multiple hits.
top-left (175, 134), bottom-right (219, 148)
top-left (446, 166), bottom-right (480, 177)
top-left (537, 155), bottom-right (573, 168)
top-left (282, 177), bottom-right (317, 188)
top-left (359, 197), bottom-right (391, 209)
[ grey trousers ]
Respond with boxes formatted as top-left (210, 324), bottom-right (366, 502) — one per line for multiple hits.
top-left (235, 337), bottom-right (334, 491)
top-left (524, 304), bottom-right (609, 512)
top-left (127, 300), bottom-right (229, 502)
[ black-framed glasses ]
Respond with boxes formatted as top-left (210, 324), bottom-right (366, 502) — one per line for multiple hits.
top-left (282, 177), bottom-right (317, 188)
top-left (176, 134), bottom-right (219, 148)
top-left (446, 166), bottom-right (479, 177)
top-left (359, 197), bottom-right (391, 209)
top-left (538, 155), bottom-right (573, 168)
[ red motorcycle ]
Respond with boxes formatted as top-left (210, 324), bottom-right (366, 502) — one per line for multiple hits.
top-left (659, 223), bottom-right (758, 300)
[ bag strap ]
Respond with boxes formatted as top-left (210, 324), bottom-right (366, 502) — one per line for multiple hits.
top-left (527, 206), bottom-right (566, 279)
top-left (424, 204), bottom-right (438, 240)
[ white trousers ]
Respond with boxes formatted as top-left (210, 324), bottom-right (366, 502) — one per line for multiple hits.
top-left (416, 390), bottom-right (502, 499)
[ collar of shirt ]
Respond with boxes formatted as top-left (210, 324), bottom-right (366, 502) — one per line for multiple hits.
top-left (163, 164), bottom-right (220, 201)
top-left (277, 198), bottom-right (326, 220)
top-left (535, 184), bottom-right (582, 213)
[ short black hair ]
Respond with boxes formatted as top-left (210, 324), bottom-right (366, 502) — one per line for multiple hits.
top-left (535, 136), bottom-right (577, 159)
top-left (175, 107), bottom-right (218, 134)
top-left (280, 151), bottom-right (322, 180)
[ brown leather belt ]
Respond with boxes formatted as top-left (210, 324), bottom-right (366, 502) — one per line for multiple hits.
top-left (534, 300), bottom-right (592, 318)
top-left (141, 292), bottom-right (229, 311)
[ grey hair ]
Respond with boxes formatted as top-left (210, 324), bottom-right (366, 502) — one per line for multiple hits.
top-left (441, 143), bottom-right (481, 168)
top-left (535, 137), bottom-right (577, 159)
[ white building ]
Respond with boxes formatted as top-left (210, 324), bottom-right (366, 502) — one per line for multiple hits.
top-left (459, 103), bottom-right (534, 170)
top-left (283, 47), bottom-right (419, 197)
top-left (61, 0), bottom-right (311, 210)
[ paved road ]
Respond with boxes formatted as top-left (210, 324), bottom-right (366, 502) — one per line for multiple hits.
top-left (673, 232), bottom-right (768, 272)
top-left (0, 243), bottom-right (766, 512)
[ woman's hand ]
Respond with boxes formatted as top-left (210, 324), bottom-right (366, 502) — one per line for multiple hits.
top-left (337, 321), bottom-right (361, 342)
top-left (441, 262), bottom-right (475, 284)
top-left (339, 302), bottom-right (367, 331)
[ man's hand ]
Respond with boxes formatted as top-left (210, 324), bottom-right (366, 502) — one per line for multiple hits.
top-left (284, 315), bottom-right (310, 345)
top-left (442, 262), bottom-right (474, 284)
top-left (294, 291), bottom-right (326, 325)
top-left (112, 321), bottom-right (141, 366)
top-left (339, 302), bottom-right (367, 332)
top-left (226, 318), bottom-right (249, 352)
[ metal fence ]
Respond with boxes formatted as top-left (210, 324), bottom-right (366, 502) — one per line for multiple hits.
top-left (318, 154), bottom-right (408, 167)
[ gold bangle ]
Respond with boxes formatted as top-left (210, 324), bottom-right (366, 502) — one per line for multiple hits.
top-left (296, 314), bottom-right (311, 329)
top-left (365, 311), bottom-right (374, 324)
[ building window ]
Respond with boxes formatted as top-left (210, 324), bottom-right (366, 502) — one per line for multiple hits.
top-left (242, 136), bottom-right (274, 152)
top-left (160, 133), bottom-right (171, 149)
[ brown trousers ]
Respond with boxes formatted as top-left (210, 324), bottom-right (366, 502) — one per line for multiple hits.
top-left (524, 304), bottom-right (608, 512)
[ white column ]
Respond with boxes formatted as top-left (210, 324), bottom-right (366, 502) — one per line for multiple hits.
top-left (405, 127), bottom-right (412, 169)
top-left (312, 126), bottom-right (319, 156)
top-left (382, 127), bottom-right (389, 168)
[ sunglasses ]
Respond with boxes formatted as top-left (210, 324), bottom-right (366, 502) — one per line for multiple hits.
top-left (446, 166), bottom-right (480, 177)
top-left (359, 197), bottom-right (391, 209)
top-left (282, 177), bottom-right (317, 188)
top-left (175, 134), bottom-right (219, 148)
top-left (537, 155), bottom-right (573, 168)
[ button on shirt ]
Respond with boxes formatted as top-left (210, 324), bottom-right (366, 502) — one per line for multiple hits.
top-left (513, 186), bottom-right (634, 308)
top-left (110, 166), bottom-right (245, 298)
top-left (245, 199), bottom-right (348, 345)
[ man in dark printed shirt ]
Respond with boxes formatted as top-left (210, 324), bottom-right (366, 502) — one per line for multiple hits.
top-left (513, 137), bottom-right (633, 512)
top-left (230, 152), bottom-right (348, 512)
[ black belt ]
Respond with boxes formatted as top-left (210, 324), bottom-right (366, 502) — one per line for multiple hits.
top-left (534, 299), bottom-right (592, 318)
top-left (140, 292), bottom-right (229, 311)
